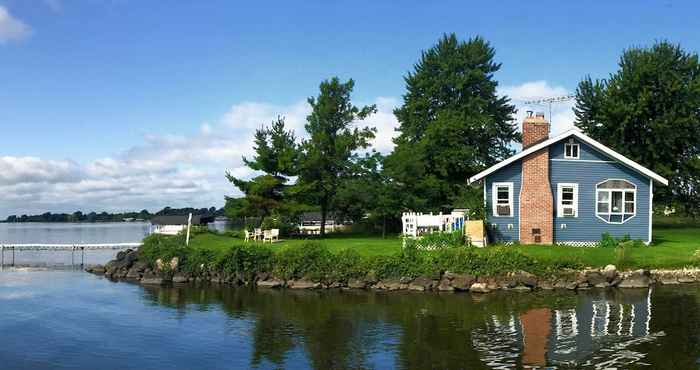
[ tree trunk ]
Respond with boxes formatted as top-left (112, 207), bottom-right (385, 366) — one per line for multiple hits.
top-left (382, 215), bottom-right (386, 239)
top-left (320, 203), bottom-right (327, 237)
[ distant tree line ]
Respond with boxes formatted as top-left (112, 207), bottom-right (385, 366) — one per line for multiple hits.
top-left (3, 207), bottom-right (225, 223)
top-left (226, 35), bottom-right (700, 235)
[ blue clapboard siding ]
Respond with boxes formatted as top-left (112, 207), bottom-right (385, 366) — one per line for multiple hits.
top-left (483, 136), bottom-right (652, 243)
top-left (484, 161), bottom-right (521, 242)
top-left (549, 140), bottom-right (650, 242)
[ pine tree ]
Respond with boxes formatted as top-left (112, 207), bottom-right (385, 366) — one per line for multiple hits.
top-left (385, 34), bottom-right (518, 212)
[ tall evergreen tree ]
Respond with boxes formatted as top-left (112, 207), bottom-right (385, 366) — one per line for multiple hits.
top-left (296, 77), bottom-right (376, 236)
top-left (385, 34), bottom-right (518, 213)
top-left (225, 117), bottom-right (299, 218)
top-left (575, 41), bottom-right (700, 216)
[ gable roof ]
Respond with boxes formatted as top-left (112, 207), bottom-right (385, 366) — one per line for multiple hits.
top-left (151, 214), bottom-right (215, 226)
top-left (468, 128), bottom-right (669, 186)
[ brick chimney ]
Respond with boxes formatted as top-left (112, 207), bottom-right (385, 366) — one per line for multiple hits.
top-left (522, 111), bottom-right (550, 148)
top-left (519, 111), bottom-right (553, 244)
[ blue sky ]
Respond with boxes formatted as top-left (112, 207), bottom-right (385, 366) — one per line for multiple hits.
top-left (0, 0), bottom-right (698, 216)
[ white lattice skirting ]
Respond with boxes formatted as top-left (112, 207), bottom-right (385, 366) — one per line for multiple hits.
top-left (555, 240), bottom-right (599, 247)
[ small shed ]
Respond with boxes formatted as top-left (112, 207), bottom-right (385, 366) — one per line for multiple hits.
top-left (150, 215), bottom-right (214, 235)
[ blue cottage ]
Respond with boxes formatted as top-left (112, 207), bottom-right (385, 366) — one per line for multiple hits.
top-left (469, 112), bottom-right (668, 246)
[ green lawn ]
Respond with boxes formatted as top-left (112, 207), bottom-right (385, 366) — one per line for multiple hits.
top-left (189, 225), bottom-right (700, 270)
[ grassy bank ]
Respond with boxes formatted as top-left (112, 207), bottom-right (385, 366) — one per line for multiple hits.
top-left (131, 223), bottom-right (700, 285)
top-left (185, 226), bottom-right (700, 271)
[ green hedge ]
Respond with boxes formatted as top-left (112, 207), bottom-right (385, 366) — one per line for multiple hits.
top-left (139, 234), bottom-right (583, 282)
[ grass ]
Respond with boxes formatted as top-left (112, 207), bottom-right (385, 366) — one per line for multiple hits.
top-left (188, 222), bottom-right (700, 271)
top-left (189, 232), bottom-right (403, 257)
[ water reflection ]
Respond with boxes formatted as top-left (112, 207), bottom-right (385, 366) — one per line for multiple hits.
top-left (472, 289), bottom-right (664, 368)
top-left (136, 283), bottom-right (694, 369)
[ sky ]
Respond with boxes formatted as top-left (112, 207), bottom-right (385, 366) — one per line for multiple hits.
top-left (1, 0), bottom-right (699, 217)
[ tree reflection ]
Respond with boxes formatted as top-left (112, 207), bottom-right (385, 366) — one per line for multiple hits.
top-left (138, 283), bottom-right (700, 369)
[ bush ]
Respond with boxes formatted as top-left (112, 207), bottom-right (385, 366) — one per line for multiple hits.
top-left (274, 242), bottom-right (333, 281)
top-left (216, 243), bottom-right (274, 280)
top-left (405, 230), bottom-right (466, 250)
top-left (139, 234), bottom-right (189, 268)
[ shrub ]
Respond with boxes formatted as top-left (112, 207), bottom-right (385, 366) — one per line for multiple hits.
top-left (139, 234), bottom-right (189, 268)
top-left (274, 242), bottom-right (333, 281)
top-left (216, 243), bottom-right (274, 280)
top-left (327, 249), bottom-right (366, 282)
top-left (406, 230), bottom-right (466, 250)
top-left (183, 248), bottom-right (219, 275)
top-left (599, 232), bottom-right (617, 248)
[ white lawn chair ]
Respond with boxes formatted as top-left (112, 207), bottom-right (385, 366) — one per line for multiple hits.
top-left (244, 230), bottom-right (251, 242)
top-left (270, 229), bottom-right (279, 243)
top-left (254, 228), bottom-right (263, 241)
top-left (263, 229), bottom-right (272, 243)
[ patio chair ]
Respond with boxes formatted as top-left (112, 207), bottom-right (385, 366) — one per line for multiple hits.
top-left (270, 229), bottom-right (280, 243)
top-left (254, 228), bottom-right (263, 241)
top-left (263, 229), bottom-right (272, 243)
top-left (244, 230), bottom-right (251, 242)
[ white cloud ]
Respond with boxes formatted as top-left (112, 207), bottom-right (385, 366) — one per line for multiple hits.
top-left (0, 6), bottom-right (31, 44)
top-left (0, 97), bottom-right (399, 217)
top-left (499, 80), bottom-right (576, 137)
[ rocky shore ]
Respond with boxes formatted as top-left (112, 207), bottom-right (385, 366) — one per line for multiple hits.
top-left (87, 249), bottom-right (700, 293)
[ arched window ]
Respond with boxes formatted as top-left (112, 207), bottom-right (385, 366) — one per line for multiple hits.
top-left (596, 179), bottom-right (636, 224)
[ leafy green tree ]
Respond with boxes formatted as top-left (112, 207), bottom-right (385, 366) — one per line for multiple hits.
top-left (385, 34), bottom-right (518, 212)
top-left (334, 153), bottom-right (401, 237)
top-left (226, 117), bottom-right (299, 218)
top-left (296, 77), bottom-right (376, 236)
top-left (575, 41), bottom-right (700, 216)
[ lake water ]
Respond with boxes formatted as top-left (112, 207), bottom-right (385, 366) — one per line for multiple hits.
top-left (1, 270), bottom-right (700, 369)
top-left (0, 221), bottom-right (230, 267)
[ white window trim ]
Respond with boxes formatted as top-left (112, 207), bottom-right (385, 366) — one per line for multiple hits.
top-left (557, 183), bottom-right (579, 218)
top-left (595, 179), bottom-right (637, 224)
top-left (492, 182), bottom-right (514, 217)
top-left (564, 142), bottom-right (580, 159)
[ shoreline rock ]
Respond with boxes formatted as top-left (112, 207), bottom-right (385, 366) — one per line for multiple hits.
top-left (88, 252), bottom-right (700, 294)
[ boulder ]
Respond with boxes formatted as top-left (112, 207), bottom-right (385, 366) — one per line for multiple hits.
top-left (512, 285), bottom-right (531, 292)
top-left (141, 272), bottom-right (165, 285)
top-left (449, 273), bottom-right (476, 291)
top-left (618, 270), bottom-right (651, 288)
top-left (511, 271), bottom-right (538, 288)
top-left (125, 266), bottom-right (143, 279)
top-left (469, 282), bottom-right (491, 293)
top-left (348, 279), bottom-right (367, 289)
top-left (363, 271), bottom-right (379, 285)
top-left (603, 265), bottom-right (618, 281)
top-left (408, 276), bottom-right (435, 291)
top-left (288, 280), bottom-right (320, 289)
top-left (538, 280), bottom-right (554, 290)
top-left (375, 279), bottom-right (406, 291)
top-left (172, 273), bottom-right (189, 284)
top-left (437, 278), bottom-right (454, 292)
top-left (257, 279), bottom-right (283, 289)
top-left (584, 271), bottom-right (608, 287)
top-left (88, 265), bottom-right (105, 274)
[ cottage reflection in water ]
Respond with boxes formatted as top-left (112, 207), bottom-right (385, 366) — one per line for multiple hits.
top-left (472, 289), bottom-right (662, 368)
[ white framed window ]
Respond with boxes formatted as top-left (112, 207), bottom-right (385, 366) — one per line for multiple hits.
top-left (492, 182), bottom-right (513, 217)
top-left (564, 140), bottom-right (580, 159)
top-left (596, 179), bottom-right (636, 224)
top-left (557, 183), bottom-right (578, 218)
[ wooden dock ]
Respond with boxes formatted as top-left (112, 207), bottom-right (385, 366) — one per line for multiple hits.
top-left (0, 242), bottom-right (141, 268)
top-left (0, 243), bottom-right (141, 251)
